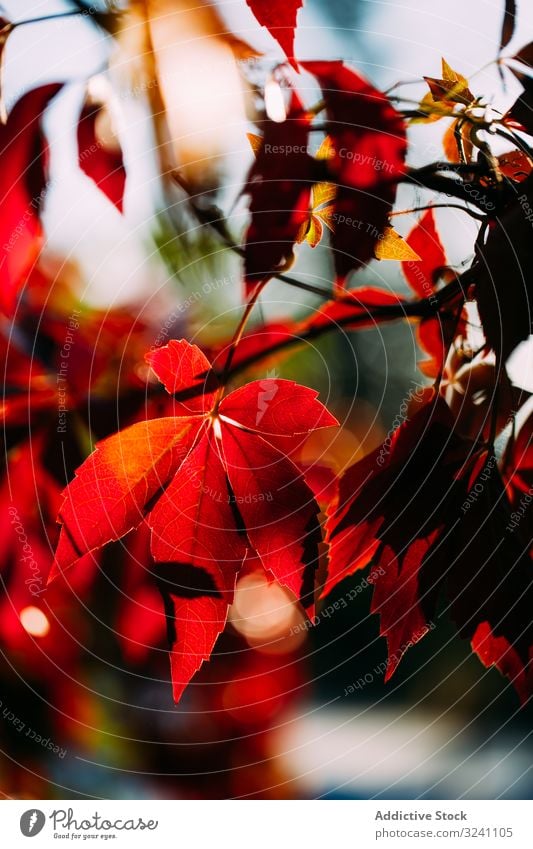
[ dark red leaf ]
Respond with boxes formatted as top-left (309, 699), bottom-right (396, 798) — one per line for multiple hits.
top-left (146, 339), bottom-right (219, 414)
top-left (54, 340), bottom-right (337, 699)
top-left (474, 183), bottom-right (533, 360)
top-left (504, 76), bottom-right (533, 135)
top-left (446, 460), bottom-right (533, 703)
top-left (324, 399), bottom-right (470, 676)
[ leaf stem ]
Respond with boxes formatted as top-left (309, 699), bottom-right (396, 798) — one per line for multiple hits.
top-left (215, 280), bottom-right (268, 399)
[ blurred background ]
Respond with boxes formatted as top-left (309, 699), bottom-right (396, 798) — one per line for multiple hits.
top-left (0, 0), bottom-right (532, 800)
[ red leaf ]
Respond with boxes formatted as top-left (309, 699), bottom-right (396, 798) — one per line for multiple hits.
top-left (403, 209), bottom-right (446, 297)
top-left (303, 62), bottom-right (407, 287)
top-left (147, 339), bottom-right (219, 414)
top-left (324, 399), bottom-right (472, 675)
top-left (503, 412), bottom-right (533, 546)
top-left (474, 187), bottom-right (533, 359)
top-left (244, 91), bottom-right (314, 290)
top-left (209, 322), bottom-right (298, 373)
top-left (78, 102), bottom-right (126, 212)
top-left (500, 0), bottom-right (516, 52)
top-left (166, 591), bottom-right (231, 703)
top-left (54, 339), bottom-right (338, 699)
top-left (0, 84), bottom-right (62, 313)
top-left (53, 417), bottom-right (198, 574)
top-left (245, 0), bottom-right (302, 70)
top-left (148, 430), bottom-right (246, 585)
top-left (325, 397), bottom-right (533, 702)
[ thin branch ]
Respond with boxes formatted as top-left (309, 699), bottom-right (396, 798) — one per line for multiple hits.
top-left (390, 202), bottom-right (485, 221)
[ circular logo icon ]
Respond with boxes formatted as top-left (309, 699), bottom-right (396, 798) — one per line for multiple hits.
top-left (20, 810), bottom-right (46, 837)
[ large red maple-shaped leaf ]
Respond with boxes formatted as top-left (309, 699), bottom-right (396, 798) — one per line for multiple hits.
top-left (0, 84), bottom-right (63, 313)
top-left (245, 0), bottom-right (302, 70)
top-left (303, 62), bottom-right (407, 288)
top-left (53, 339), bottom-right (337, 700)
top-left (244, 91), bottom-right (315, 291)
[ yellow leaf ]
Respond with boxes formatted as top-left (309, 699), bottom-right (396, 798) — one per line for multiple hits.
top-left (312, 181), bottom-right (336, 208)
top-left (246, 132), bottom-right (263, 156)
top-left (441, 57), bottom-right (469, 89)
top-left (375, 227), bottom-right (422, 261)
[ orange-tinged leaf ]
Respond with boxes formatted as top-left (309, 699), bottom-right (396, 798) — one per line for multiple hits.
top-left (497, 149), bottom-right (533, 182)
top-left (306, 286), bottom-right (406, 333)
top-left (305, 214), bottom-right (323, 247)
top-left (375, 227), bottom-right (421, 261)
top-left (303, 61), bottom-right (407, 286)
top-left (441, 57), bottom-right (467, 86)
